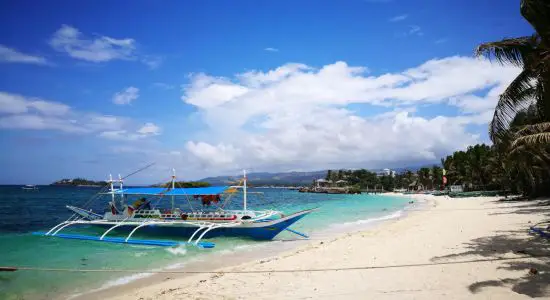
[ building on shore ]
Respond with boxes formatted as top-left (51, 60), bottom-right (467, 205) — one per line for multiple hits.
top-left (376, 168), bottom-right (396, 178)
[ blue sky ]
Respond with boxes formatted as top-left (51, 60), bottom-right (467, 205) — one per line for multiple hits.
top-left (0, 0), bottom-right (531, 184)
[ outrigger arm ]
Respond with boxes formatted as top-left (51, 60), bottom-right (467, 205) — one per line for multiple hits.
top-left (125, 221), bottom-right (158, 242)
top-left (187, 224), bottom-right (209, 243)
top-left (47, 220), bottom-right (82, 236)
top-left (100, 220), bottom-right (130, 240)
top-left (194, 224), bottom-right (221, 245)
top-left (45, 221), bottom-right (70, 235)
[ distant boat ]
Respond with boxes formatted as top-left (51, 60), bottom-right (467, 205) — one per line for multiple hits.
top-left (22, 185), bottom-right (39, 190)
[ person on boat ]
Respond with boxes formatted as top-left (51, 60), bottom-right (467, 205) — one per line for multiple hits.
top-left (201, 195), bottom-right (211, 207)
top-left (133, 197), bottom-right (151, 210)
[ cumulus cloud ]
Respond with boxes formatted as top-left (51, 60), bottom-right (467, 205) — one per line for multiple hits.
top-left (49, 25), bottom-right (136, 62)
top-left (112, 86), bottom-right (139, 105)
top-left (0, 45), bottom-right (49, 65)
top-left (0, 91), bottom-right (160, 139)
top-left (264, 47), bottom-right (279, 52)
top-left (178, 56), bottom-right (519, 173)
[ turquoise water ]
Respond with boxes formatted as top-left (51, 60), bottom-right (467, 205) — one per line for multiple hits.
top-left (0, 186), bottom-right (411, 299)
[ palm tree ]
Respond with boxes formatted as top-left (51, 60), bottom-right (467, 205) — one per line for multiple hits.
top-left (476, 0), bottom-right (550, 144)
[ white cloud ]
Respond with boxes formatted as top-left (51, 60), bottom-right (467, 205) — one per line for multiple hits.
top-left (264, 47), bottom-right (279, 52)
top-left (141, 55), bottom-right (163, 69)
top-left (0, 45), bottom-right (49, 65)
top-left (137, 122), bottom-right (161, 136)
top-left (389, 14), bottom-right (408, 22)
top-left (0, 91), bottom-right (159, 140)
top-left (182, 74), bottom-right (248, 109)
top-left (435, 38), bottom-right (448, 44)
top-left (448, 85), bottom-right (507, 114)
top-left (28, 100), bottom-right (71, 116)
top-left (99, 122), bottom-right (161, 141)
top-left (178, 56), bottom-right (520, 173)
top-left (0, 92), bottom-right (70, 115)
top-left (186, 141), bottom-right (240, 167)
top-left (112, 86), bottom-right (139, 105)
top-left (0, 114), bottom-right (84, 132)
top-left (50, 25), bottom-right (135, 62)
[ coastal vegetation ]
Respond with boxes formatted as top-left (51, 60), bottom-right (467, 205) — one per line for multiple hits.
top-left (322, 168), bottom-right (443, 192)
top-left (472, 0), bottom-right (550, 197)
top-left (51, 178), bottom-right (108, 186)
top-left (158, 181), bottom-right (211, 188)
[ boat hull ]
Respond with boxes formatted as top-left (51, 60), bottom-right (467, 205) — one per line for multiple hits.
top-left (61, 209), bottom-right (313, 241)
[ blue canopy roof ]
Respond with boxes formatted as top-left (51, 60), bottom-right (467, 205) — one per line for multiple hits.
top-left (112, 186), bottom-right (230, 196)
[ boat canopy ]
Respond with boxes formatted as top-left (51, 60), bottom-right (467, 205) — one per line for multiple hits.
top-left (110, 186), bottom-right (230, 196)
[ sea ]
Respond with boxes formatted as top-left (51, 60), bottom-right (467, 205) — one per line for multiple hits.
top-left (0, 185), bottom-right (415, 300)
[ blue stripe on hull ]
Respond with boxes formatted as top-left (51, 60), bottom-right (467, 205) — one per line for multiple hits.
top-left (88, 213), bottom-right (308, 240)
top-left (31, 232), bottom-right (215, 248)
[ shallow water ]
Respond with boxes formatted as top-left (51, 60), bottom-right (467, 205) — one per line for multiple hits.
top-left (0, 186), bottom-right (411, 299)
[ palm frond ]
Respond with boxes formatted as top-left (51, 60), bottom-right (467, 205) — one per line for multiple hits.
top-left (475, 36), bottom-right (537, 66)
top-left (511, 122), bottom-right (550, 147)
top-left (489, 76), bottom-right (539, 142)
top-left (521, 0), bottom-right (550, 43)
top-left (516, 121), bottom-right (550, 134)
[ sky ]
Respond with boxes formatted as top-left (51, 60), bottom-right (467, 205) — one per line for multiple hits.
top-left (0, 0), bottom-right (532, 184)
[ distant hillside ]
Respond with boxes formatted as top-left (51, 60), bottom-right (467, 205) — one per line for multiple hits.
top-left (199, 166), bottom-right (426, 187)
top-left (199, 170), bottom-right (327, 186)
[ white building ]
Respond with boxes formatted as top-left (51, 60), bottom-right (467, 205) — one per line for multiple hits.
top-left (376, 168), bottom-right (395, 177)
top-left (449, 185), bottom-right (463, 193)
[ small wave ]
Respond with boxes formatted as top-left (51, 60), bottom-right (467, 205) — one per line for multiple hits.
top-left (166, 245), bottom-right (188, 256)
top-left (165, 262), bottom-right (186, 270)
top-left (99, 272), bottom-right (155, 289)
top-left (330, 210), bottom-right (404, 228)
top-left (67, 266), bottom-right (171, 300)
top-left (233, 243), bottom-right (266, 252)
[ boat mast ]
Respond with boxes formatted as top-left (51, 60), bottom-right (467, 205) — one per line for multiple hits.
top-left (109, 174), bottom-right (115, 206)
top-left (171, 168), bottom-right (176, 212)
top-left (243, 169), bottom-right (247, 212)
top-left (118, 174), bottom-right (124, 208)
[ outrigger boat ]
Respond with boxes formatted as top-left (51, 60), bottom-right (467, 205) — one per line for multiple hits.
top-left (34, 170), bottom-right (316, 248)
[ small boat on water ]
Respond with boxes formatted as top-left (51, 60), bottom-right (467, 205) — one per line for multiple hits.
top-left (36, 170), bottom-right (316, 248)
top-left (21, 185), bottom-right (39, 190)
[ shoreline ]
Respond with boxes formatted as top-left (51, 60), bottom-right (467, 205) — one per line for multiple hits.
top-left (93, 194), bottom-right (549, 299)
top-left (72, 193), bottom-right (432, 300)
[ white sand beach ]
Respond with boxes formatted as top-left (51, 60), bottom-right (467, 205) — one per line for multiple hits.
top-left (86, 195), bottom-right (549, 300)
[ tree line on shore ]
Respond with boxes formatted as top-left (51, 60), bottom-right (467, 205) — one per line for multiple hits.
top-left (51, 178), bottom-right (108, 186)
top-left (158, 181), bottom-right (211, 188)
top-left (323, 140), bottom-right (548, 196)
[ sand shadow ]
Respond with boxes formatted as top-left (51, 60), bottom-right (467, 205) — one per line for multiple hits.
top-left (432, 231), bottom-right (550, 297)
top-left (488, 199), bottom-right (550, 218)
